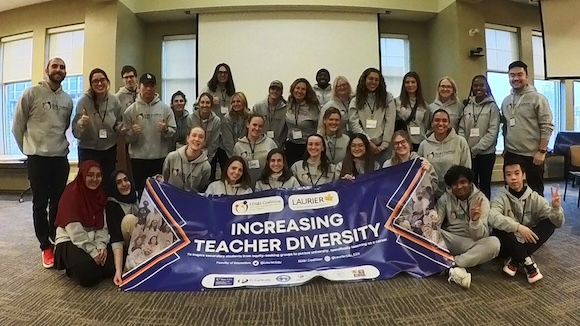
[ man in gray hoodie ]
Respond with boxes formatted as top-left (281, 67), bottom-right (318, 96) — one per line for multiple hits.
top-left (313, 69), bottom-right (332, 107)
top-left (251, 80), bottom-right (287, 147)
top-left (436, 165), bottom-right (500, 289)
top-left (501, 61), bottom-right (554, 196)
top-left (12, 57), bottom-right (73, 269)
top-left (115, 65), bottom-right (138, 109)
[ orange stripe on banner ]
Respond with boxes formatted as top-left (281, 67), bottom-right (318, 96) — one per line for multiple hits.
top-left (120, 180), bottom-right (192, 286)
top-left (384, 168), bottom-right (454, 261)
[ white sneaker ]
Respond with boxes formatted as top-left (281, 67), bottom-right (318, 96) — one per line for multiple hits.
top-left (448, 267), bottom-right (471, 289)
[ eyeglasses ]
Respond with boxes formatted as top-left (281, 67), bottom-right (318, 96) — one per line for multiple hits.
top-left (393, 140), bottom-right (407, 147)
top-left (336, 83), bottom-right (348, 88)
top-left (91, 78), bottom-right (108, 85)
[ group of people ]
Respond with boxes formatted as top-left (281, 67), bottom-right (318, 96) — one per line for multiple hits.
top-left (11, 56), bottom-right (562, 289)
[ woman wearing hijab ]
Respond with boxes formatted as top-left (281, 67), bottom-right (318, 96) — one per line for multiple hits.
top-left (54, 160), bottom-right (115, 287)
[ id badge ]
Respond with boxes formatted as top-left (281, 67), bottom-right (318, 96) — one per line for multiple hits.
top-left (292, 130), bottom-right (303, 139)
top-left (248, 160), bottom-right (260, 169)
top-left (266, 130), bottom-right (275, 138)
top-left (410, 126), bottom-right (420, 135)
top-left (220, 106), bottom-right (228, 114)
top-left (99, 129), bottom-right (108, 139)
top-left (470, 128), bottom-right (480, 138)
top-left (365, 119), bottom-right (377, 129)
top-left (509, 118), bottom-right (516, 127)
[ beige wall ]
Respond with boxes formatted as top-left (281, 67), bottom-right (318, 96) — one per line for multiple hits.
top-left (115, 1), bottom-right (146, 90)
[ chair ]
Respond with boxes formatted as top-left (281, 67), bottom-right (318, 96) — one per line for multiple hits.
top-left (563, 145), bottom-right (580, 207)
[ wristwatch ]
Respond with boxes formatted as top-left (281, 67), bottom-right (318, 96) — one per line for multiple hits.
top-left (539, 148), bottom-right (547, 154)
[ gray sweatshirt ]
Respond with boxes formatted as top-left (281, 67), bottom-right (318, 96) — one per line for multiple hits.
top-left (313, 84), bottom-right (332, 107)
top-left (489, 186), bottom-right (565, 233)
top-left (291, 159), bottom-right (336, 186)
top-left (115, 86), bottom-right (137, 110)
top-left (12, 81), bottom-right (73, 157)
top-left (251, 98), bottom-right (288, 147)
top-left (383, 151), bottom-right (439, 192)
top-left (205, 180), bottom-right (253, 196)
top-left (323, 133), bottom-right (350, 164)
top-left (55, 222), bottom-right (109, 259)
top-left (255, 174), bottom-right (301, 192)
top-left (395, 97), bottom-right (430, 145)
top-left (285, 101), bottom-right (320, 144)
top-left (501, 85), bottom-right (555, 157)
top-left (335, 160), bottom-right (380, 176)
top-left (123, 94), bottom-right (177, 159)
top-left (200, 85), bottom-right (232, 120)
top-left (221, 112), bottom-right (248, 157)
top-left (72, 92), bottom-right (123, 151)
top-left (428, 99), bottom-right (464, 131)
top-left (188, 110), bottom-right (221, 162)
top-left (458, 96), bottom-right (500, 156)
top-left (233, 135), bottom-right (278, 185)
top-left (162, 146), bottom-right (211, 192)
top-left (436, 185), bottom-right (490, 239)
top-left (318, 97), bottom-right (354, 133)
top-left (173, 109), bottom-right (190, 149)
top-left (348, 92), bottom-right (397, 148)
top-left (417, 129), bottom-right (472, 197)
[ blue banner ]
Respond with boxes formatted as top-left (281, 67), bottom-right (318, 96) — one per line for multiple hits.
top-left (120, 159), bottom-right (452, 292)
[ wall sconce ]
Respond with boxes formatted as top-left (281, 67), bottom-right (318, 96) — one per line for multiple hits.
top-left (469, 28), bottom-right (480, 37)
top-left (470, 47), bottom-right (485, 58)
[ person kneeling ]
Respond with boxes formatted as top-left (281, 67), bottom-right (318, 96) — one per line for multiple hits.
top-left (436, 165), bottom-right (500, 289)
top-left (54, 161), bottom-right (115, 287)
top-left (489, 160), bottom-right (564, 283)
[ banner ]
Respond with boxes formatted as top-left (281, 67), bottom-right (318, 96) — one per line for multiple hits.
top-left (120, 159), bottom-right (452, 292)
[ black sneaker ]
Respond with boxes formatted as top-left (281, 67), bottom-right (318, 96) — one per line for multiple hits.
top-left (523, 262), bottom-right (543, 284)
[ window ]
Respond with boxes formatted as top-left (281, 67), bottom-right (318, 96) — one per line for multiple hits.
top-left (0, 33), bottom-right (33, 158)
top-left (380, 34), bottom-right (410, 97)
top-left (47, 24), bottom-right (85, 160)
top-left (162, 35), bottom-right (196, 106)
top-left (574, 81), bottom-right (580, 131)
top-left (485, 24), bottom-right (519, 152)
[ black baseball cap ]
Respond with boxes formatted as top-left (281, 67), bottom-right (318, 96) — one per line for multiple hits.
top-left (140, 73), bottom-right (156, 85)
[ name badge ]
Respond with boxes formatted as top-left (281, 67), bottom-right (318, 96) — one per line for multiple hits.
top-left (99, 129), bottom-right (108, 139)
top-left (365, 119), bottom-right (377, 129)
top-left (410, 126), bottom-right (421, 135)
top-left (248, 160), bottom-right (260, 169)
top-left (220, 106), bottom-right (228, 114)
top-left (509, 118), bottom-right (516, 127)
top-left (266, 130), bottom-right (275, 138)
top-left (470, 128), bottom-right (480, 138)
top-left (292, 130), bottom-right (303, 139)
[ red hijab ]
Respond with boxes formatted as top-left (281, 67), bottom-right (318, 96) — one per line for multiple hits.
top-left (55, 160), bottom-right (107, 229)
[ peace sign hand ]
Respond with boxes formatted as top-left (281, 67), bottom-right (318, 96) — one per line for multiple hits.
top-left (469, 197), bottom-right (484, 222)
top-left (551, 186), bottom-right (561, 208)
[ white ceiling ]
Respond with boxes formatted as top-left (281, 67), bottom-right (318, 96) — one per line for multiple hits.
top-left (0, 0), bottom-right (53, 13)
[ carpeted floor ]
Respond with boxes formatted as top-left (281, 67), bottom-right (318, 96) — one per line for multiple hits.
top-left (1, 182), bottom-right (579, 326)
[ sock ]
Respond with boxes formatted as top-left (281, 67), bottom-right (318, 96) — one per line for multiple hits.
top-left (523, 256), bottom-right (533, 266)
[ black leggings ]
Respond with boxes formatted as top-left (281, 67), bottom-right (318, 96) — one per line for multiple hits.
top-left (210, 147), bottom-right (229, 181)
top-left (492, 219), bottom-right (556, 264)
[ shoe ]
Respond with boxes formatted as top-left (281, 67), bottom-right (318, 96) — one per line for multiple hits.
top-left (524, 261), bottom-right (543, 284)
top-left (42, 248), bottom-right (54, 269)
top-left (448, 267), bottom-right (471, 289)
top-left (503, 258), bottom-right (518, 277)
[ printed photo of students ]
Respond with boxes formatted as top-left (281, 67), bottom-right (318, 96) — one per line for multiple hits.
top-left (291, 134), bottom-right (336, 186)
top-left (251, 80), bottom-right (287, 147)
top-left (125, 234), bottom-right (146, 271)
top-left (319, 107), bottom-right (350, 164)
top-left (489, 160), bottom-right (564, 283)
top-left (349, 68), bottom-right (397, 165)
top-left (418, 109), bottom-right (471, 198)
top-left (200, 63), bottom-right (236, 120)
top-left (205, 156), bottom-right (253, 195)
top-left (428, 76), bottom-right (464, 131)
top-left (221, 92), bottom-right (250, 160)
top-left (115, 65), bottom-right (138, 109)
top-left (189, 92), bottom-right (221, 179)
top-left (313, 68), bottom-right (332, 107)
top-left (170, 90), bottom-right (189, 150)
top-left (336, 133), bottom-right (379, 180)
top-left (394, 71), bottom-right (430, 152)
top-left (319, 76), bottom-right (355, 135)
top-left (162, 126), bottom-right (211, 192)
top-left (73, 68), bottom-right (123, 190)
top-left (234, 113), bottom-right (277, 186)
top-left (123, 73), bottom-right (176, 198)
top-left (255, 148), bottom-right (300, 191)
top-left (458, 75), bottom-right (500, 199)
top-left (284, 78), bottom-right (320, 166)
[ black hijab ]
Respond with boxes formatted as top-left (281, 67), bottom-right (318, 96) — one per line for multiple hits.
top-left (107, 169), bottom-right (138, 204)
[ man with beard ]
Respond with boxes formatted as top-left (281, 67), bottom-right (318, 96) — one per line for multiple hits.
top-left (313, 68), bottom-right (332, 107)
top-left (12, 57), bottom-right (73, 269)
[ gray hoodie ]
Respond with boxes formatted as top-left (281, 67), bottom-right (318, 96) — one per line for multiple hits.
top-left (251, 98), bottom-right (288, 147)
top-left (349, 92), bottom-right (397, 148)
top-left (501, 85), bottom-right (554, 157)
top-left (395, 97), bottom-right (430, 145)
top-left (458, 96), bottom-right (500, 156)
top-left (221, 112), bottom-right (248, 157)
top-left (291, 159), bottom-right (336, 186)
top-left (205, 180), bottom-right (253, 196)
top-left (115, 86), bottom-right (137, 110)
top-left (255, 174), bottom-right (301, 192)
top-left (285, 101), bottom-right (320, 144)
top-left (188, 110), bottom-right (221, 162)
top-left (318, 97), bottom-right (354, 133)
top-left (383, 152), bottom-right (439, 192)
top-left (335, 160), bottom-right (380, 176)
top-left (173, 109), bottom-right (190, 149)
top-left (200, 85), bottom-right (232, 120)
top-left (417, 129), bottom-right (472, 196)
top-left (313, 84), bottom-right (332, 107)
top-left (489, 186), bottom-right (565, 233)
top-left (162, 146), bottom-right (211, 192)
top-left (428, 99), bottom-right (464, 131)
top-left (233, 135), bottom-right (278, 185)
top-left (435, 185), bottom-right (490, 240)
top-left (123, 94), bottom-right (176, 159)
top-left (72, 92), bottom-right (123, 151)
top-left (12, 81), bottom-right (73, 157)
top-left (323, 133), bottom-right (350, 164)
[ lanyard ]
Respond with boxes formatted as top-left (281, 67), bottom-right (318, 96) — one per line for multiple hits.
top-left (515, 199), bottom-right (528, 224)
top-left (96, 98), bottom-right (109, 125)
top-left (180, 155), bottom-right (198, 190)
top-left (365, 100), bottom-right (376, 116)
top-left (220, 89), bottom-right (227, 105)
top-left (248, 140), bottom-right (257, 159)
top-left (459, 198), bottom-right (470, 219)
top-left (326, 136), bottom-right (337, 161)
top-left (267, 179), bottom-right (286, 189)
top-left (509, 94), bottom-right (525, 115)
top-left (307, 165), bottom-right (324, 186)
top-left (223, 181), bottom-right (239, 195)
top-left (294, 103), bottom-right (300, 126)
top-left (471, 102), bottom-right (485, 125)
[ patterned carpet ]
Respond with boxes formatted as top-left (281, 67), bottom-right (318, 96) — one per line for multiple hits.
top-left (1, 182), bottom-right (579, 326)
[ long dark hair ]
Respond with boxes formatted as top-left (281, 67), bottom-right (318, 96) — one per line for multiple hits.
top-left (88, 68), bottom-right (110, 111)
top-left (354, 68), bottom-right (387, 111)
top-left (207, 63), bottom-right (235, 96)
top-left (399, 71), bottom-right (426, 108)
top-left (288, 78), bottom-right (319, 110)
top-left (302, 134), bottom-right (331, 177)
top-left (340, 134), bottom-right (375, 177)
top-left (258, 148), bottom-right (294, 184)
top-left (466, 74), bottom-right (494, 102)
top-left (221, 156), bottom-right (252, 189)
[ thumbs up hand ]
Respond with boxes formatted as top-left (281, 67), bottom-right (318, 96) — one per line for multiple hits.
top-left (132, 123), bottom-right (141, 135)
top-left (157, 118), bottom-right (168, 133)
top-left (78, 109), bottom-right (90, 127)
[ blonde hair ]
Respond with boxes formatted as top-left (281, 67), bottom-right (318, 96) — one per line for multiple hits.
top-left (330, 76), bottom-right (353, 99)
top-left (229, 91), bottom-right (250, 119)
top-left (435, 76), bottom-right (460, 104)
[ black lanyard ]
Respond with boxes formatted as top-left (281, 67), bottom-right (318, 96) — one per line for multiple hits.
top-left (220, 89), bottom-right (227, 105)
top-left (180, 155), bottom-right (199, 190)
top-left (294, 104), bottom-right (300, 126)
top-left (459, 199), bottom-right (470, 220)
top-left (471, 102), bottom-right (485, 125)
top-left (515, 199), bottom-right (528, 224)
top-left (365, 100), bottom-right (376, 116)
top-left (267, 179), bottom-right (286, 189)
top-left (326, 136), bottom-right (337, 161)
top-left (96, 98), bottom-right (109, 125)
top-left (223, 181), bottom-right (239, 195)
top-left (307, 165), bottom-right (324, 186)
top-left (248, 140), bottom-right (257, 160)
